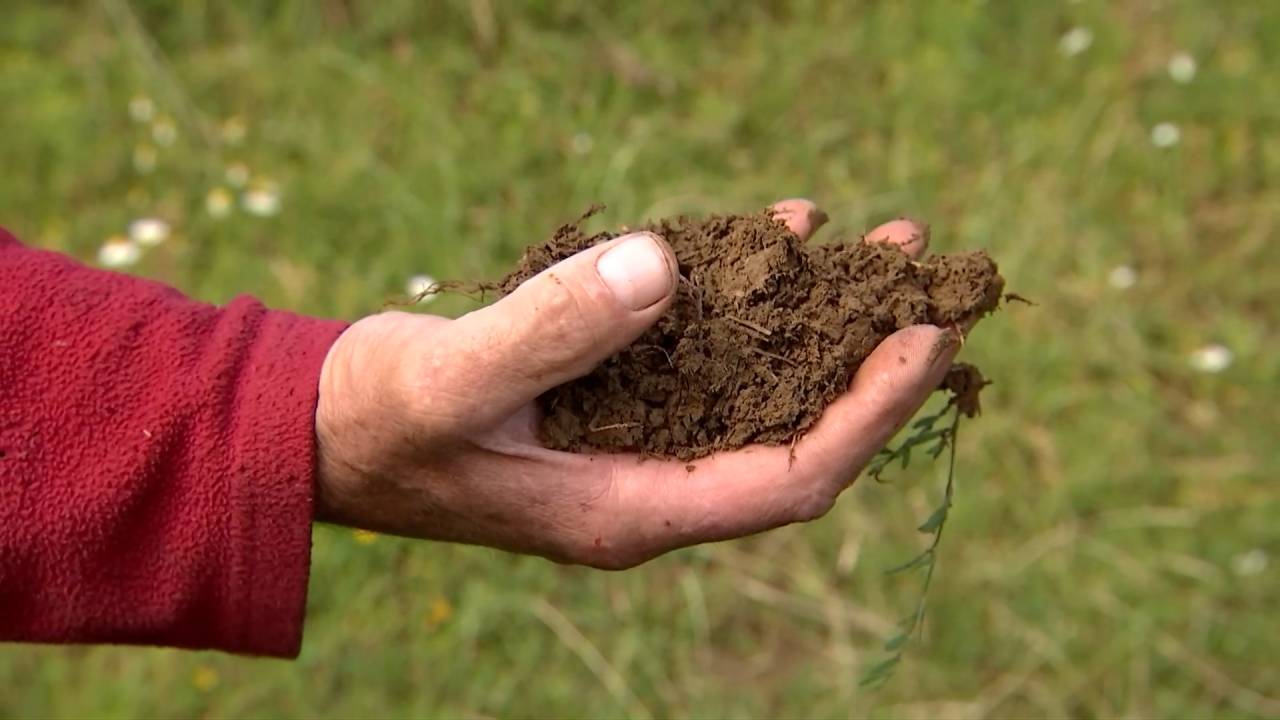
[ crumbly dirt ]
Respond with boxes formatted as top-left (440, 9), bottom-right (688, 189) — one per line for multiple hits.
top-left (496, 208), bottom-right (1004, 460)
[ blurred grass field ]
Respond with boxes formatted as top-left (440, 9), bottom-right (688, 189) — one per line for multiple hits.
top-left (2, 0), bottom-right (1278, 717)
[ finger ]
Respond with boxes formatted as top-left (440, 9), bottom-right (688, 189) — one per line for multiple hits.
top-left (864, 217), bottom-right (930, 259)
top-left (791, 324), bottom-right (958, 485)
top-left (431, 232), bottom-right (678, 432)
top-left (602, 324), bottom-right (959, 563)
top-left (769, 198), bottom-right (828, 241)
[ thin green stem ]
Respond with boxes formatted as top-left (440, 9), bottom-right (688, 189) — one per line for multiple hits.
top-left (860, 403), bottom-right (962, 689)
top-left (910, 407), bottom-right (960, 636)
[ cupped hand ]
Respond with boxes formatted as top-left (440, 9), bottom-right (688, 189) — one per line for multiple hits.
top-left (314, 200), bottom-right (959, 569)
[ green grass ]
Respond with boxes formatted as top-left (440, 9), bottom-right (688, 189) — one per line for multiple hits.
top-left (2, 0), bottom-right (1278, 717)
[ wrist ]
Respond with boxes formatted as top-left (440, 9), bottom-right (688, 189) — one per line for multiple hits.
top-left (311, 312), bottom-right (445, 527)
top-left (314, 324), bottom-right (365, 525)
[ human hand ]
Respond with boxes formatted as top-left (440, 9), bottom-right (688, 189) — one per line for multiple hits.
top-left (314, 200), bottom-right (959, 569)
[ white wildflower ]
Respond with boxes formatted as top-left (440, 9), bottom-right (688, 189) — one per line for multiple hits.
top-left (128, 95), bottom-right (155, 123)
top-left (571, 132), bottom-right (594, 155)
top-left (132, 144), bottom-right (157, 174)
top-left (151, 116), bottom-right (177, 147)
top-left (1108, 265), bottom-right (1137, 289)
top-left (1189, 343), bottom-right (1232, 373)
top-left (1151, 122), bottom-right (1181, 148)
top-left (205, 187), bottom-right (233, 219)
top-left (224, 162), bottom-right (250, 188)
top-left (98, 236), bottom-right (141, 268)
top-left (1231, 548), bottom-right (1267, 577)
top-left (1059, 27), bottom-right (1093, 57)
top-left (406, 274), bottom-right (439, 303)
top-left (127, 218), bottom-right (170, 247)
top-left (241, 181), bottom-right (281, 217)
top-left (1168, 52), bottom-right (1197, 83)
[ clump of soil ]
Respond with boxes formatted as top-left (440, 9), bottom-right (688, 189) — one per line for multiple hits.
top-left (497, 208), bottom-right (1004, 460)
top-left (941, 362), bottom-right (991, 419)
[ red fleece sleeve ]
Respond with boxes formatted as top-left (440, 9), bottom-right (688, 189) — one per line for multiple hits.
top-left (0, 228), bottom-right (348, 657)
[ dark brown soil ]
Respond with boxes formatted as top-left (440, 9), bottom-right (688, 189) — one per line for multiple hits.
top-left (497, 208), bottom-right (1004, 460)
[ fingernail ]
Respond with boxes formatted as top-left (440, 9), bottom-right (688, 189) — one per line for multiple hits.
top-left (597, 232), bottom-right (674, 310)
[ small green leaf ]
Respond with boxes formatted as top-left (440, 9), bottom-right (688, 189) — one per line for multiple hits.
top-left (869, 459), bottom-right (890, 482)
top-left (859, 656), bottom-right (901, 687)
top-left (886, 549), bottom-right (933, 575)
top-left (917, 505), bottom-right (948, 533)
top-left (884, 633), bottom-right (910, 652)
top-left (898, 614), bottom-right (920, 636)
top-left (914, 428), bottom-right (946, 444)
top-left (912, 411), bottom-right (944, 429)
top-left (864, 655), bottom-right (901, 678)
top-left (900, 446), bottom-right (911, 469)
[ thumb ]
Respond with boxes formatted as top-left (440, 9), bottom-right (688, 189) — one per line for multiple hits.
top-left (440, 231), bottom-right (678, 431)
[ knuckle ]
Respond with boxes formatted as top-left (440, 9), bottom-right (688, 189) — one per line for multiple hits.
top-left (522, 273), bottom-right (610, 371)
top-left (553, 465), bottom-right (650, 571)
top-left (793, 491), bottom-right (837, 523)
top-left (776, 463), bottom-right (841, 524)
top-left (555, 534), bottom-right (642, 571)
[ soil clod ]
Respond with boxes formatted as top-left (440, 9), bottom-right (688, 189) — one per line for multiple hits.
top-left (498, 208), bottom-right (1004, 460)
top-left (941, 363), bottom-right (990, 418)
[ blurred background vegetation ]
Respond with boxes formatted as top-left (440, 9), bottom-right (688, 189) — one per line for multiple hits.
top-left (1, 0), bottom-right (1277, 717)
